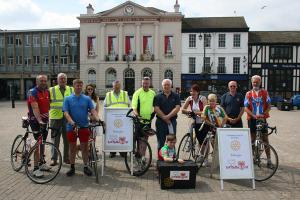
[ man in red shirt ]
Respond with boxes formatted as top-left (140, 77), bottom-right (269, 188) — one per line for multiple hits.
top-left (27, 74), bottom-right (51, 177)
top-left (244, 75), bottom-right (273, 168)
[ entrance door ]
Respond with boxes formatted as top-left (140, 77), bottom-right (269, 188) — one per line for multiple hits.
top-left (124, 68), bottom-right (135, 96)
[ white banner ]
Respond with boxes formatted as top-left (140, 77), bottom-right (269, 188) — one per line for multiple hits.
top-left (218, 128), bottom-right (254, 180)
top-left (103, 108), bottom-right (133, 152)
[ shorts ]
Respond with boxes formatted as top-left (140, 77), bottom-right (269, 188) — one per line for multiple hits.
top-left (248, 119), bottom-right (268, 134)
top-left (194, 123), bottom-right (209, 144)
top-left (67, 128), bottom-right (90, 143)
top-left (227, 120), bottom-right (243, 128)
top-left (29, 121), bottom-right (48, 141)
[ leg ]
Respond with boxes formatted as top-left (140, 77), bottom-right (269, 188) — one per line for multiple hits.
top-left (61, 117), bottom-right (69, 163)
top-left (78, 128), bottom-right (92, 176)
top-left (50, 119), bottom-right (62, 162)
top-left (66, 130), bottom-right (77, 176)
top-left (155, 119), bottom-right (168, 152)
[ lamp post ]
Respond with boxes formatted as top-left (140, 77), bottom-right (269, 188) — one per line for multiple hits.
top-left (49, 40), bottom-right (59, 84)
top-left (198, 33), bottom-right (211, 73)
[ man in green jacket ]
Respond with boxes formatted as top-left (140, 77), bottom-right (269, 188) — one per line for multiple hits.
top-left (49, 73), bottom-right (73, 166)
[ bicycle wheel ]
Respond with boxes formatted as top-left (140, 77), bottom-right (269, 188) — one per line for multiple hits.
top-left (25, 142), bottom-right (62, 184)
top-left (194, 137), bottom-right (211, 170)
top-left (177, 134), bottom-right (194, 161)
top-left (253, 141), bottom-right (279, 181)
top-left (124, 137), bottom-right (152, 176)
top-left (89, 142), bottom-right (99, 183)
top-left (11, 135), bottom-right (26, 172)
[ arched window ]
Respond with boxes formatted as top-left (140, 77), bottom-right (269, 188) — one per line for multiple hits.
top-left (87, 69), bottom-right (96, 85)
top-left (106, 68), bottom-right (117, 87)
top-left (164, 69), bottom-right (173, 80)
top-left (124, 68), bottom-right (135, 78)
top-left (141, 68), bottom-right (152, 79)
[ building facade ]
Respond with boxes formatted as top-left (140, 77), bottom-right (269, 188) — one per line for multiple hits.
top-left (78, 1), bottom-right (183, 96)
top-left (249, 31), bottom-right (300, 101)
top-left (0, 28), bottom-right (80, 100)
top-left (181, 17), bottom-right (249, 98)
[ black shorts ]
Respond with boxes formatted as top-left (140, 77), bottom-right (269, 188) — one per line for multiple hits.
top-left (194, 123), bottom-right (210, 144)
top-left (29, 121), bottom-right (48, 141)
top-left (248, 119), bottom-right (268, 134)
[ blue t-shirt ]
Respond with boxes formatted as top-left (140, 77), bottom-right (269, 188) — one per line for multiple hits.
top-left (63, 93), bottom-right (95, 131)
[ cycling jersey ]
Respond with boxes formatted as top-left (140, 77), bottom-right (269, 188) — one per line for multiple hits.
top-left (27, 86), bottom-right (50, 123)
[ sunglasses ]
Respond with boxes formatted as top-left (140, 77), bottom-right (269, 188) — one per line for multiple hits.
top-left (87, 88), bottom-right (94, 91)
top-left (230, 86), bottom-right (237, 88)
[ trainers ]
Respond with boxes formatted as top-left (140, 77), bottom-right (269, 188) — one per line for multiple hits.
top-left (33, 169), bottom-right (44, 178)
top-left (84, 166), bottom-right (92, 176)
top-left (50, 160), bottom-right (57, 166)
top-left (66, 168), bottom-right (75, 177)
top-left (39, 163), bottom-right (51, 171)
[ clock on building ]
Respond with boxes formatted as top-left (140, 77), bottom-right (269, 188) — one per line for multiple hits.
top-left (124, 5), bottom-right (134, 15)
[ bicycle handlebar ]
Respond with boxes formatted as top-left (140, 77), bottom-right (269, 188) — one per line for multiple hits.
top-left (268, 126), bottom-right (277, 135)
top-left (126, 108), bottom-right (152, 124)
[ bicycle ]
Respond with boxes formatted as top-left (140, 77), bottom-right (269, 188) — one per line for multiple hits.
top-left (253, 119), bottom-right (278, 181)
top-left (124, 109), bottom-right (156, 176)
top-left (177, 112), bottom-right (217, 171)
top-left (10, 117), bottom-right (62, 184)
top-left (73, 120), bottom-right (105, 183)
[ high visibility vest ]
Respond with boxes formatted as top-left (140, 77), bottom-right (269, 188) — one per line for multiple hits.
top-left (49, 85), bottom-right (73, 119)
top-left (105, 90), bottom-right (129, 108)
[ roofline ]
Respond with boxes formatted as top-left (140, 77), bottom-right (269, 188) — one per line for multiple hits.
top-left (182, 28), bottom-right (249, 32)
top-left (249, 42), bottom-right (300, 45)
top-left (0, 28), bottom-right (80, 33)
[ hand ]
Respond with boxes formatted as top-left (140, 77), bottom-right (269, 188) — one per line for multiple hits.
top-left (257, 114), bottom-right (265, 119)
top-left (177, 159), bottom-right (185, 164)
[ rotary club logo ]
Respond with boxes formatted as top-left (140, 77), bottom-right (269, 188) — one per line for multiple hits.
top-left (163, 177), bottom-right (174, 188)
top-left (230, 140), bottom-right (241, 151)
top-left (114, 119), bottom-right (123, 128)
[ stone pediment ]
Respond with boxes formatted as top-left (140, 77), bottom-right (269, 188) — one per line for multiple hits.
top-left (98, 1), bottom-right (163, 17)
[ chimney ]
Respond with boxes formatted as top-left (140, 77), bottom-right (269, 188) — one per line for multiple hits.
top-left (174, 0), bottom-right (180, 12)
top-left (87, 4), bottom-right (94, 15)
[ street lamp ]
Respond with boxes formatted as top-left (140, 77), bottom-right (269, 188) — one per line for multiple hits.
top-left (49, 40), bottom-right (60, 82)
top-left (198, 33), bottom-right (211, 73)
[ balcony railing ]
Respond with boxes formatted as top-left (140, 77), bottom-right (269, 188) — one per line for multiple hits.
top-left (123, 54), bottom-right (136, 61)
top-left (164, 49), bottom-right (174, 58)
top-left (105, 54), bottom-right (118, 61)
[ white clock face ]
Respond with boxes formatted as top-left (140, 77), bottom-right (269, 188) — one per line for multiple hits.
top-left (124, 5), bottom-right (134, 15)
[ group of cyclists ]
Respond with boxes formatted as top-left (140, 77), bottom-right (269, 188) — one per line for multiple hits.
top-left (25, 72), bottom-right (273, 179)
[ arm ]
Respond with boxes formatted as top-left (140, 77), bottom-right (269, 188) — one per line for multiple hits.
top-left (95, 98), bottom-right (100, 114)
top-left (131, 91), bottom-right (139, 116)
top-left (154, 106), bottom-right (166, 119)
top-left (31, 102), bottom-right (43, 123)
top-left (64, 111), bottom-right (75, 125)
top-left (236, 107), bottom-right (245, 121)
top-left (181, 97), bottom-right (190, 114)
top-left (90, 109), bottom-right (100, 121)
top-left (166, 105), bottom-right (180, 119)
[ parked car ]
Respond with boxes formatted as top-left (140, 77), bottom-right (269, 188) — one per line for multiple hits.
top-left (271, 96), bottom-right (284, 106)
top-left (291, 94), bottom-right (300, 109)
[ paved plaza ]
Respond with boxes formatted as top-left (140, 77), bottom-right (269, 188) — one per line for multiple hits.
top-left (0, 101), bottom-right (299, 200)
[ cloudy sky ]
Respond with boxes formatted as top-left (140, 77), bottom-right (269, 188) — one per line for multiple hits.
top-left (0, 0), bottom-right (299, 31)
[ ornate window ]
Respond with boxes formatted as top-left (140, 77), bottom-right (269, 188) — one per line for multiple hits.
top-left (88, 69), bottom-right (96, 85)
top-left (141, 68), bottom-right (152, 79)
top-left (164, 69), bottom-right (173, 80)
top-left (106, 68), bottom-right (116, 87)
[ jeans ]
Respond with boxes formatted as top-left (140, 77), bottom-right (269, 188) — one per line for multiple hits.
top-left (155, 118), bottom-right (177, 151)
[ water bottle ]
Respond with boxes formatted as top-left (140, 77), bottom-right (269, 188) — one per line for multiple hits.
top-left (26, 138), bottom-right (31, 151)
